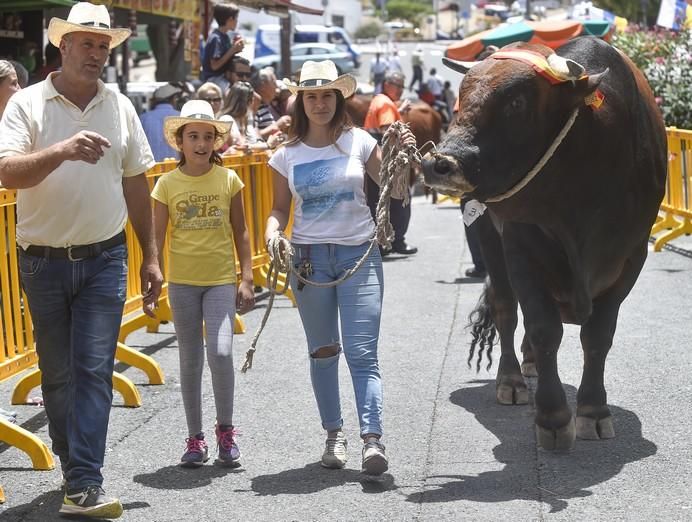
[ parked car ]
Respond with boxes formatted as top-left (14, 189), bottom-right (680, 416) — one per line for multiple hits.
top-left (252, 42), bottom-right (356, 77)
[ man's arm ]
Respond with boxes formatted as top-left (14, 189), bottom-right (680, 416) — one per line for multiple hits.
top-left (0, 131), bottom-right (111, 189)
top-left (123, 174), bottom-right (163, 317)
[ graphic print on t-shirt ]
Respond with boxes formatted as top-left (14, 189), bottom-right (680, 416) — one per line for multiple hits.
top-left (174, 190), bottom-right (224, 230)
top-left (294, 156), bottom-right (353, 218)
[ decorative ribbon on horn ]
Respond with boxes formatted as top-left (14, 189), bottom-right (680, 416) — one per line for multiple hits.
top-left (491, 49), bottom-right (587, 85)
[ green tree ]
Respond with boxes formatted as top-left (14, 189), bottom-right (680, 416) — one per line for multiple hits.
top-left (385, 0), bottom-right (433, 22)
top-left (594, 0), bottom-right (662, 26)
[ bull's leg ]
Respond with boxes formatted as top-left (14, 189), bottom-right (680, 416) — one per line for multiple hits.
top-left (576, 242), bottom-right (647, 440)
top-left (520, 335), bottom-right (538, 377)
top-left (503, 224), bottom-right (574, 450)
top-left (477, 215), bottom-right (527, 405)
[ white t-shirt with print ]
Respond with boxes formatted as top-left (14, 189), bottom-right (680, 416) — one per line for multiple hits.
top-left (269, 127), bottom-right (377, 245)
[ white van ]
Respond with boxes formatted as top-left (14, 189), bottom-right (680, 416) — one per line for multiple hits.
top-left (254, 24), bottom-right (361, 68)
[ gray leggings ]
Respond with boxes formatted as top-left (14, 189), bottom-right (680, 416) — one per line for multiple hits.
top-left (168, 283), bottom-right (237, 436)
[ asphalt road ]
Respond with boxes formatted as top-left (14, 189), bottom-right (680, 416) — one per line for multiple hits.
top-left (1, 195), bottom-right (691, 521)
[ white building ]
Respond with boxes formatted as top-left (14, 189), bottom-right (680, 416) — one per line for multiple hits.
top-left (241, 0), bottom-right (364, 36)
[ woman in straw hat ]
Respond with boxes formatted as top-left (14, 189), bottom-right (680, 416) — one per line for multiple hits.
top-left (264, 60), bottom-right (415, 476)
top-left (0, 2), bottom-right (161, 519)
top-left (152, 99), bottom-right (254, 470)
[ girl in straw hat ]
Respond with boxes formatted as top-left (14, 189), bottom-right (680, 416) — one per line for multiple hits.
top-left (264, 60), bottom-right (415, 476)
top-left (152, 99), bottom-right (255, 468)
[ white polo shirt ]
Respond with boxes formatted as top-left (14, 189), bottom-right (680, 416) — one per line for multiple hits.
top-left (0, 73), bottom-right (155, 249)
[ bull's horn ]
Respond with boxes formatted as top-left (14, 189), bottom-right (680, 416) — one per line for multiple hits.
top-left (442, 57), bottom-right (478, 74)
top-left (547, 54), bottom-right (585, 80)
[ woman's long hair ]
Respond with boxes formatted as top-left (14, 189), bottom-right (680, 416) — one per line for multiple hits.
top-left (284, 89), bottom-right (353, 147)
top-left (220, 81), bottom-right (254, 132)
top-left (175, 124), bottom-right (224, 168)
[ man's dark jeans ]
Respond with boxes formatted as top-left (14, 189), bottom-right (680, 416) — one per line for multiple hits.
top-left (18, 243), bottom-right (127, 490)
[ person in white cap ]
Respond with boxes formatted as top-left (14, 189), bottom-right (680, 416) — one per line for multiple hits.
top-left (140, 82), bottom-right (184, 161)
top-left (0, 2), bottom-right (162, 519)
top-left (152, 99), bottom-right (254, 469)
top-left (264, 60), bottom-right (415, 477)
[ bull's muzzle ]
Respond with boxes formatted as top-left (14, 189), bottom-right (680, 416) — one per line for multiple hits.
top-left (421, 153), bottom-right (476, 196)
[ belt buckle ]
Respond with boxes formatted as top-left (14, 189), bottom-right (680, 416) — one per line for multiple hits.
top-left (67, 246), bottom-right (86, 262)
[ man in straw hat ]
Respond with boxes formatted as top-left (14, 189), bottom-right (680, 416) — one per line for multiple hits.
top-left (0, 2), bottom-right (162, 518)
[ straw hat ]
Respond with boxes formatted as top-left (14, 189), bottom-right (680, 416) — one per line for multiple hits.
top-left (163, 100), bottom-right (231, 152)
top-left (284, 60), bottom-right (356, 99)
top-left (48, 2), bottom-right (131, 50)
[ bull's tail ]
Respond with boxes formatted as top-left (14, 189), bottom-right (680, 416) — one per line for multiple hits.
top-left (468, 283), bottom-right (497, 372)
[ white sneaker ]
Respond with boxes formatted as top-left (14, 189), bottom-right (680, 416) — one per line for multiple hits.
top-left (362, 437), bottom-right (388, 475)
top-left (321, 431), bottom-right (347, 469)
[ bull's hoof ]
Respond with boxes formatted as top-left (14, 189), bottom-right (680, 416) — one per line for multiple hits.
top-left (535, 417), bottom-right (576, 451)
top-left (576, 415), bottom-right (615, 440)
top-left (496, 382), bottom-right (529, 405)
top-left (520, 362), bottom-right (538, 377)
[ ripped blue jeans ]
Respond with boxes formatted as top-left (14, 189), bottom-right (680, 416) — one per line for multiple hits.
top-left (291, 241), bottom-right (384, 437)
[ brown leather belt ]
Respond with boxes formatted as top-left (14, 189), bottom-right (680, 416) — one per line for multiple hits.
top-left (21, 230), bottom-right (126, 261)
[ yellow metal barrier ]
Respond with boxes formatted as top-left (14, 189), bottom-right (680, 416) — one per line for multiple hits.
top-left (652, 128), bottom-right (692, 250)
top-left (0, 150), bottom-right (291, 469)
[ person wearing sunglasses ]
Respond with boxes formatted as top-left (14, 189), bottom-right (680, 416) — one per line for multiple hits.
top-left (224, 55), bottom-right (252, 89)
top-left (196, 82), bottom-right (224, 117)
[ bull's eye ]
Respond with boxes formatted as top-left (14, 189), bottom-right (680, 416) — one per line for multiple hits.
top-left (505, 95), bottom-right (526, 116)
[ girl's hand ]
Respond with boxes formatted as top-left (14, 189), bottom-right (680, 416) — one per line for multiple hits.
top-left (236, 280), bottom-right (255, 315)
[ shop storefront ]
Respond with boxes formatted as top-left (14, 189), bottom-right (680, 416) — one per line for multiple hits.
top-left (0, 0), bottom-right (75, 78)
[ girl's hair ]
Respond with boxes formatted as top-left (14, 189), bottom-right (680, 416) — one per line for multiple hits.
top-left (0, 60), bottom-right (16, 84)
top-left (284, 90), bottom-right (353, 147)
top-left (175, 124), bottom-right (224, 167)
top-left (220, 81), bottom-right (254, 121)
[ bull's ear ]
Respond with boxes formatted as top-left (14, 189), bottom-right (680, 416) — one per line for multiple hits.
top-left (442, 57), bottom-right (478, 74)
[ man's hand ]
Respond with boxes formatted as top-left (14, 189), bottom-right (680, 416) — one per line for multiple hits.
top-left (62, 131), bottom-right (111, 164)
top-left (140, 257), bottom-right (163, 318)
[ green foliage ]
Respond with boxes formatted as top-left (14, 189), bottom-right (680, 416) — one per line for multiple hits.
top-left (613, 27), bottom-right (692, 128)
top-left (385, 0), bottom-right (433, 22)
top-left (594, 0), bottom-right (662, 25)
top-left (354, 21), bottom-right (384, 40)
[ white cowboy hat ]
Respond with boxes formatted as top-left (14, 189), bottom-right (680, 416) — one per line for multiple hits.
top-left (284, 60), bottom-right (356, 99)
top-left (48, 2), bottom-right (131, 50)
top-left (163, 100), bottom-right (231, 152)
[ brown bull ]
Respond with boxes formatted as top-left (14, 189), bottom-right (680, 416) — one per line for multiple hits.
top-left (345, 94), bottom-right (442, 149)
top-left (422, 39), bottom-right (667, 450)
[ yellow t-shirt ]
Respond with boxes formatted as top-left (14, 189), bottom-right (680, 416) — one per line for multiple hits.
top-left (151, 164), bottom-right (244, 285)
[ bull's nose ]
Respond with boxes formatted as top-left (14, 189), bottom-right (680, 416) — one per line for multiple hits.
top-left (422, 155), bottom-right (452, 177)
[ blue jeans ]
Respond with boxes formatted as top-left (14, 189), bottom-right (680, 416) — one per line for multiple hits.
top-left (290, 242), bottom-right (384, 437)
top-left (18, 244), bottom-right (127, 490)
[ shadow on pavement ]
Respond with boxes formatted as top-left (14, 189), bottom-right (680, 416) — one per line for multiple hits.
top-left (407, 380), bottom-right (657, 513)
top-left (0, 489), bottom-right (63, 521)
top-left (250, 462), bottom-right (396, 495)
top-left (133, 463), bottom-right (243, 490)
